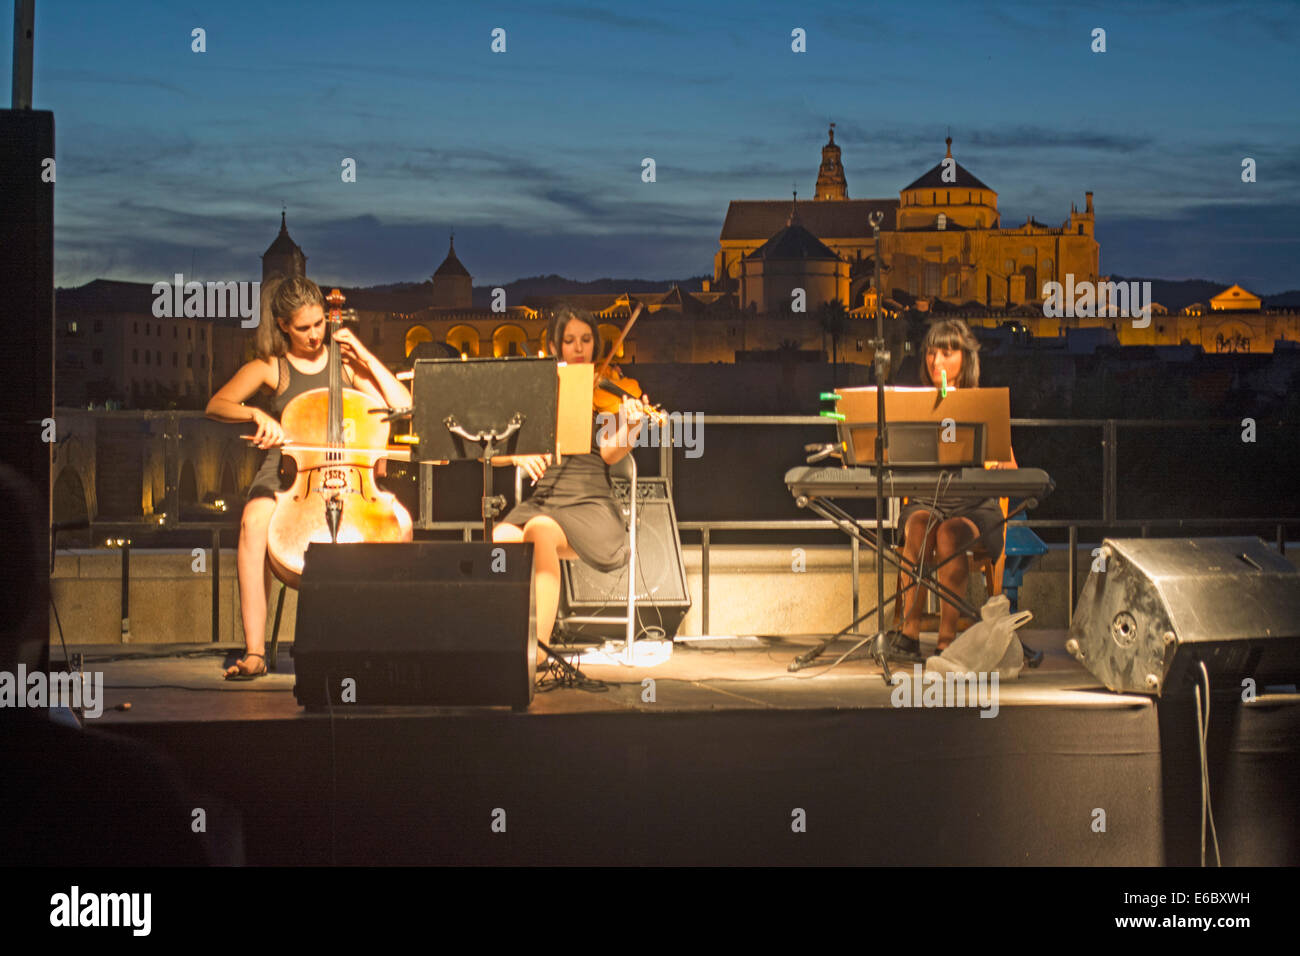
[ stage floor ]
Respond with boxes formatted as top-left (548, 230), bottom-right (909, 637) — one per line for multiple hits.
top-left (52, 631), bottom-right (1298, 866)
top-left (81, 628), bottom-right (1136, 722)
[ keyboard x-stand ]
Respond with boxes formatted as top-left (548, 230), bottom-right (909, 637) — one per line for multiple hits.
top-left (785, 463), bottom-right (1054, 684)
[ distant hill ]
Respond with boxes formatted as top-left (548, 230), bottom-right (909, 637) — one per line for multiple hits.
top-left (1263, 289), bottom-right (1300, 307)
top-left (55, 274), bottom-right (713, 316)
top-left (337, 281), bottom-right (431, 312)
top-left (1107, 276), bottom-right (1223, 313)
top-left (1110, 276), bottom-right (1299, 312)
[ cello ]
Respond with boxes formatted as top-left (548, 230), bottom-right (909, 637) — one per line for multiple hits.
top-left (264, 289), bottom-right (413, 587)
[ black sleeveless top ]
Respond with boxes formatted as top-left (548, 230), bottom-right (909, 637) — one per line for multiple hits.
top-left (246, 355), bottom-right (355, 499)
top-left (267, 354), bottom-right (354, 416)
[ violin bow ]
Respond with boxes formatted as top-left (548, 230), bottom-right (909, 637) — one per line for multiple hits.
top-left (593, 298), bottom-right (643, 380)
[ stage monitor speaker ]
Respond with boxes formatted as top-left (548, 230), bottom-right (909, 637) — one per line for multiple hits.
top-left (292, 542), bottom-right (535, 709)
top-left (562, 477), bottom-right (691, 639)
top-left (1066, 537), bottom-right (1300, 696)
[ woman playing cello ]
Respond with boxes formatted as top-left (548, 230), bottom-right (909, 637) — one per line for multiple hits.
top-left (205, 276), bottom-right (411, 679)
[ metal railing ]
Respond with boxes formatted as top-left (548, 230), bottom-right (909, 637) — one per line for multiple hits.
top-left (656, 415), bottom-right (1294, 632)
top-left (58, 411), bottom-right (1296, 640)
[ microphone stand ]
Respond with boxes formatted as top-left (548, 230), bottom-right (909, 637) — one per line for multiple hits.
top-left (866, 211), bottom-right (895, 683)
top-left (794, 215), bottom-right (897, 680)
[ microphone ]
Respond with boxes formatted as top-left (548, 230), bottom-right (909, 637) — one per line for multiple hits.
top-left (803, 442), bottom-right (843, 464)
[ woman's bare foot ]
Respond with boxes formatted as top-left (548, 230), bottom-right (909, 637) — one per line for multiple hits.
top-left (224, 652), bottom-right (267, 679)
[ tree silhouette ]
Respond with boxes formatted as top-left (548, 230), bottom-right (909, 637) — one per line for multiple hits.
top-left (815, 299), bottom-right (849, 383)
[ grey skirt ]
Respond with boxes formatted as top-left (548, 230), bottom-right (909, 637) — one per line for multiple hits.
top-left (501, 488), bottom-right (628, 574)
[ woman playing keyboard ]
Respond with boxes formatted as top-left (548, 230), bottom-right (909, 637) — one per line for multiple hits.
top-left (888, 318), bottom-right (1017, 663)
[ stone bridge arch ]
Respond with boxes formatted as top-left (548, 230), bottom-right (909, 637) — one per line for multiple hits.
top-left (405, 324), bottom-right (434, 356)
top-left (446, 325), bottom-right (480, 357)
top-left (52, 465), bottom-right (89, 525)
top-left (492, 324), bottom-right (529, 357)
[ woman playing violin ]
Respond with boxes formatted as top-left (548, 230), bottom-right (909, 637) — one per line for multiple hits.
top-left (493, 304), bottom-right (651, 668)
top-left (205, 276), bottom-right (411, 679)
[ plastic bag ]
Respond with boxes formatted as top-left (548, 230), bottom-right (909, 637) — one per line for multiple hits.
top-left (925, 594), bottom-right (1033, 679)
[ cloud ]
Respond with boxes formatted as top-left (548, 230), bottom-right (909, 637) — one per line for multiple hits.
top-left (532, 187), bottom-right (614, 220)
top-left (828, 123), bottom-right (1150, 154)
top-left (963, 127), bottom-right (1151, 153)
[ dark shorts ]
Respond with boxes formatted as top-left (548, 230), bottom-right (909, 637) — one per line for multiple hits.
top-left (246, 449), bottom-right (284, 501)
top-left (501, 490), bottom-right (628, 574)
top-left (898, 498), bottom-right (1005, 564)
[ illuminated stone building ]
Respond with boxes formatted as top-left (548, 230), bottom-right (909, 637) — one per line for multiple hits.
top-left (736, 199), bottom-right (851, 314)
top-left (1211, 284), bottom-right (1262, 311)
top-left (716, 127), bottom-right (1100, 313)
top-left (51, 206), bottom-right (1300, 418)
top-left (53, 281), bottom-right (219, 408)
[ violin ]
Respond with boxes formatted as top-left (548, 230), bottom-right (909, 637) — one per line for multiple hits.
top-left (263, 289), bottom-right (413, 587)
top-left (594, 367), bottom-right (668, 424)
top-left (591, 300), bottom-right (668, 424)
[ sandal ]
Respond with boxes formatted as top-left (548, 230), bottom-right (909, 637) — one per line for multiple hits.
top-left (224, 652), bottom-right (267, 681)
top-left (884, 630), bottom-right (926, 664)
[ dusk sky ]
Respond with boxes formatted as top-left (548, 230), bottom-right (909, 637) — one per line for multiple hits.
top-left (8, 0), bottom-right (1299, 292)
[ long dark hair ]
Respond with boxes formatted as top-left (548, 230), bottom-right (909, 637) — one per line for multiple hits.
top-left (547, 302), bottom-right (603, 360)
top-left (918, 318), bottom-right (981, 388)
top-left (253, 275), bottom-right (325, 360)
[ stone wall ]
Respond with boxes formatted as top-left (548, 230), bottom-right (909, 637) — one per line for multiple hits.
top-left (52, 542), bottom-right (1296, 646)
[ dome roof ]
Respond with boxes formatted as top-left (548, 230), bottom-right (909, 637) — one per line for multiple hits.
top-left (746, 203), bottom-right (841, 261)
top-left (902, 137), bottom-right (993, 192)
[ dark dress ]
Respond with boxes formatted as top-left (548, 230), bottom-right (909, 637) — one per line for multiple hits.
top-left (898, 495), bottom-right (1005, 564)
top-left (896, 377), bottom-right (1006, 562)
top-left (499, 414), bottom-right (628, 573)
top-left (247, 356), bottom-right (354, 501)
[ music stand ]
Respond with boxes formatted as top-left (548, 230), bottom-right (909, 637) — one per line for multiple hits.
top-left (837, 387), bottom-right (1011, 466)
top-left (412, 357), bottom-right (558, 541)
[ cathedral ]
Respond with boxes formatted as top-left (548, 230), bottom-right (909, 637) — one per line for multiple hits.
top-left (715, 125), bottom-right (1100, 314)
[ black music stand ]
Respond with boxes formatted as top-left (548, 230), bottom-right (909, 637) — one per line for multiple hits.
top-left (412, 357), bottom-right (558, 541)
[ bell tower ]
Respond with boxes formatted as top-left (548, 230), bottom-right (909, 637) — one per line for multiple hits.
top-left (814, 123), bottom-right (848, 201)
top-left (432, 232), bottom-right (473, 309)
